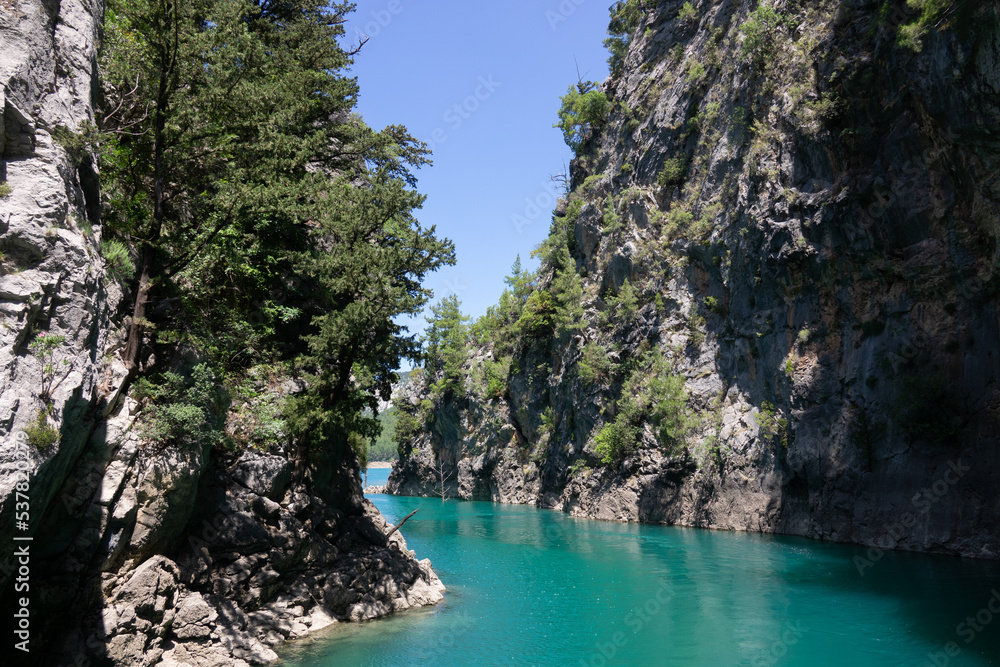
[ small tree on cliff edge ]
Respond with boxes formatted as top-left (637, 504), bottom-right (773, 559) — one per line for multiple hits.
top-left (555, 81), bottom-right (610, 155)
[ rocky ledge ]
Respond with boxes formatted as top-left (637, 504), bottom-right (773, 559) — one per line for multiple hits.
top-left (33, 406), bottom-right (443, 667)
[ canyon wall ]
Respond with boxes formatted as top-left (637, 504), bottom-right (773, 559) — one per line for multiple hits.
top-left (390, 0), bottom-right (1000, 559)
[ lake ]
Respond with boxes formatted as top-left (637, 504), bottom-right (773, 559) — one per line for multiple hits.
top-left (280, 473), bottom-right (1000, 666)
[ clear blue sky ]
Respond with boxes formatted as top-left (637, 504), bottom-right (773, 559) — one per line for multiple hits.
top-left (341, 0), bottom-right (611, 348)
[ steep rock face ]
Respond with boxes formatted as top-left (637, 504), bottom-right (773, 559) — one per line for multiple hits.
top-left (0, 0), bottom-right (122, 584)
top-left (391, 0), bottom-right (1000, 559)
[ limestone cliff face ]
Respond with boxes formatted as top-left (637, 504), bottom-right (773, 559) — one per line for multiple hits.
top-left (1, 2), bottom-right (444, 665)
top-left (390, 0), bottom-right (1000, 559)
top-left (0, 0), bottom-right (120, 581)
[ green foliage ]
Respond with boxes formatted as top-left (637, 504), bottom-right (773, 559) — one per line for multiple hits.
top-left (578, 341), bottom-right (613, 385)
top-left (600, 279), bottom-right (640, 326)
top-left (896, 372), bottom-right (962, 445)
top-left (24, 408), bottom-right (59, 450)
top-left (568, 458), bottom-right (590, 478)
top-left (663, 205), bottom-right (695, 239)
top-left (647, 370), bottom-right (690, 445)
top-left (757, 401), bottom-right (790, 449)
top-left (657, 157), bottom-right (688, 187)
top-left (101, 239), bottom-right (135, 282)
top-left (555, 82), bottom-right (611, 154)
top-left (97, 0), bottom-right (455, 469)
top-left (605, 0), bottom-right (645, 73)
top-left (703, 296), bottom-right (723, 314)
top-left (0, 182), bottom-right (12, 198)
top-left (484, 357), bottom-right (512, 400)
top-left (594, 350), bottom-right (690, 466)
top-left (29, 332), bottom-right (66, 399)
top-left (594, 418), bottom-right (640, 466)
top-left (516, 289), bottom-right (558, 339)
top-left (581, 175), bottom-right (606, 194)
top-left (368, 407), bottom-right (400, 462)
top-left (677, 1), bottom-right (698, 23)
top-left (740, 5), bottom-right (791, 64)
top-left (685, 59), bottom-right (707, 84)
top-left (549, 257), bottom-right (585, 336)
top-left (424, 295), bottom-right (470, 399)
top-left (686, 309), bottom-right (706, 347)
top-left (472, 256), bottom-right (534, 356)
top-left (602, 199), bottom-right (623, 234)
top-left (897, 0), bottom-right (951, 52)
top-left (138, 364), bottom-right (229, 450)
top-left (797, 328), bottom-right (811, 344)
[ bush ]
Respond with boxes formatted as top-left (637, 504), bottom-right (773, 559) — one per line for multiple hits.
top-left (138, 364), bottom-right (229, 450)
top-left (677, 1), bottom-right (697, 23)
top-left (516, 290), bottom-right (558, 338)
top-left (0, 182), bottom-right (12, 198)
top-left (593, 351), bottom-right (691, 466)
top-left (578, 341), bottom-right (613, 385)
top-left (757, 401), bottom-right (790, 448)
top-left (594, 418), bottom-right (640, 465)
top-left (568, 458), bottom-right (590, 478)
top-left (685, 59), bottom-right (707, 84)
top-left (101, 239), bottom-right (135, 282)
top-left (657, 157), bottom-right (687, 187)
top-left (29, 332), bottom-right (66, 399)
top-left (663, 205), bottom-right (695, 239)
top-left (483, 357), bottom-right (510, 400)
top-left (555, 82), bottom-right (611, 155)
top-left (24, 409), bottom-right (59, 449)
top-left (600, 279), bottom-right (640, 326)
top-left (896, 0), bottom-right (950, 52)
top-left (740, 5), bottom-right (790, 64)
top-left (602, 200), bottom-right (623, 234)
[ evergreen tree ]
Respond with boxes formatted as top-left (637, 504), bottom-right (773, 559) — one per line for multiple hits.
top-left (423, 295), bottom-right (470, 398)
top-left (97, 0), bottom-right (456, 479)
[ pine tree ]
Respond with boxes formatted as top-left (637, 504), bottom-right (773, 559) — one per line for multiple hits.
top-left (97, 0), bottom-right (456, 481)
top-left (423, 295), bottom-right (470, 398)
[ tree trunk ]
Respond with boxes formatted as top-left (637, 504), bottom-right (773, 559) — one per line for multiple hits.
top-left (121, 7), bottom-right (172, 375)
top-left (122, 246), bottom-right (154, 375)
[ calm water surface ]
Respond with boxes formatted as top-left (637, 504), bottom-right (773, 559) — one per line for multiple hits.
top-left (280, 472), bottom-right (1000, 666)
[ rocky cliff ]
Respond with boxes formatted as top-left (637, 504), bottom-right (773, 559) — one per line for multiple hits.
top-left (1, 2), bottom-right (443, 665)
top-left (390, 0), bottom-right (1000, 559)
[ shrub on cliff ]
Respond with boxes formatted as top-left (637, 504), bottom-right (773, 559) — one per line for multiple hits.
top-left (136, 364), bottom-right (229, 450)
top-left (555, 82), bottom-right (610, 155)
top-left (605, 0), bottom-right (645, 73)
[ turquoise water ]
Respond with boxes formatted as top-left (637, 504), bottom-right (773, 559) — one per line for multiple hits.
top-left (363, 466), bottom-right (391, 489)
top-left (282, 488), bottom-right (1000, 667)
